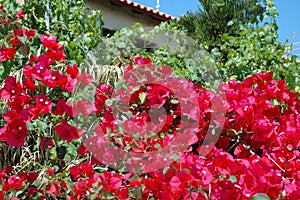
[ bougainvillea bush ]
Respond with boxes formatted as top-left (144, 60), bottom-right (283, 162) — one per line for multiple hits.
top-left (0, 5), bottom-right (300, 200)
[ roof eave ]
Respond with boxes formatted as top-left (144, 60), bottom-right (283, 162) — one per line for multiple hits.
top-left (109, 0), bottom-right (179, 21)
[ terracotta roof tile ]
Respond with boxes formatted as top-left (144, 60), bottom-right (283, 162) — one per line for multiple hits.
top-left (110, 0), bottom-right (178, 21)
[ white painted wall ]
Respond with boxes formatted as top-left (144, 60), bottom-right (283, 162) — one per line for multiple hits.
top-left (87, 0), bottom-right (161, 30)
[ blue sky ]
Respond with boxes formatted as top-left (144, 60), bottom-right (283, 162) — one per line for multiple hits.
top-left (133, 0), bottom-right (300, 55)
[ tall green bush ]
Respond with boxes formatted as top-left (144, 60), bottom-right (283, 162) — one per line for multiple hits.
top-left (90, 22), bottom-right (220, 89)
top-left (178, 0), bottom-right (265, 49)
top-left (177, 0), bottom-right (299, 92)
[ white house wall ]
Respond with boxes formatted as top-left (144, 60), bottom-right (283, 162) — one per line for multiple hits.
top-left (87, 0), bottom-right (161, 30)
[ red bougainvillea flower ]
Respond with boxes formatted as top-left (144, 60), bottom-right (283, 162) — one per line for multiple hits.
top-left (70, 161), bottom-right (95, 182)
top-left (6, 94), bottom-right (31, 113)
top-left (10, 36), bottom-right (20, 46)
top-left (0, 117), bottom-right (28, 146)
top-left (46, 48), bottom-right (66, 62)
top-left (122, 112), bottom-right (164, 139)
top-left (70, 166), bottom-right (82, 182)
top-left (74, 179), bottom-right (89, 196)
top-left (0, 45), bottom-right (16, 61)
top-left (95, 84), bottom-right (113, 114)
top-left (72, 98), bottom-right (97, 117)
top-left (100, 111), bottom-right (117, 134)
top-left (14, 28), bottom-right (25, 36)
top-left (5, 166), bottom-right (12, 175)
top-left (23, 77), bottom-right (36, 91)
top-left (25, 186), bottom-right (43, 197)
top-left (40, 137), bottom-right (54, 150)
top-left (25, 29), bottom-right (36, 40)
top-left (2, 175), bottom-right (23, 191)
top-left (33, 94), bottom-right (52, 115)
top-left (2, 19), bottom-right (10, 25)
top-left (81, 161), bottom-right (95, 177)
top-left (78, 145), bottom-right (88, 156)
top-left (0, 172), bottom-right (7, 185)
top-left (100, 171), bottom-right (123, 193)
top-left (54, 119), bottom-right (79, 142)
top-left (77, 72), bottom-right (93, 86)
top-left (53, 99), bottom-right (73, 117)
top-left (133, 56), bottom-right (151, 65)
top-left (0, 76), bottom-right (23, 100)
top-left (44, 71), bottom-right (68, 88)
top-left (24, 65), bottom-right (51, 83)
top-left (39, 34), bottom-right (58, 49)
top-left (25, 172), bottom-right (38, 183)
top-left (61, 77), bottom-right (78, 92)
top-left (46, 168), bottom-right (56, 176)
top-left (46, 181), bottom-right (60, 196)
top-left (66, 64), bottom-right (79, 79)
top-left (146, 84), bottom-right (170, 108)
top-left (38, 34), bottom-right (66, 62)
top-left (15, 10), bottom-right (25, 19)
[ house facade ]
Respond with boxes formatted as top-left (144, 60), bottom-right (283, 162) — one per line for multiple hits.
top-left (87, 0), bottom-right (178, 35)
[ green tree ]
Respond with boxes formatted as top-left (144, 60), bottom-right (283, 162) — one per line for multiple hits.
top-left (214, 0), bottom-right (300, 92)
top-left (178, 0), bottom-right (264, 49)
top-left (177, 0), bottom-right (299, 92)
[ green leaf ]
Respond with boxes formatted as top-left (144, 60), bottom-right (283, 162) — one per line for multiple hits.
top-left (26, 122), bottom-right (34, 131)
top-left (63, 141), bottom-right (78, 161)
top-left (251, 193), bottom-right (270, 200)
top-left (132, 132), bottom-right (141, 140)
top-left (171, 154), bottom-right (180, 162)
top-left (17, 35), bottom-right (27, 44)
top-left (49, 147), bottom-right (57, 159)
top-left (37, 120), bottom-right (48, 130)
top-left (125, 111), bottom-right (132, 119)
top-left (154, 143), bottom-right (162, 154)
top-left (170, 99), bottom-right (179, 104)
top-left (228, 175), bottom-right (237, 183)
top-left (139, 92), bottom-right (146, 104)
top-left (163, 167), bottom-right (170, 175)
top-left (115, 124), bottom-right (124, 133)
top-left (105, 99), bottom-right (113, 106)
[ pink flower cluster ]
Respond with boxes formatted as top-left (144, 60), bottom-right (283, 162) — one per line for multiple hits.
top-left (0, 33), bottom-right (81, 146)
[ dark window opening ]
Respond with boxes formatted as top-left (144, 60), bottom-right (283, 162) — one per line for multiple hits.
top-left (103, 28), bottom-right (116, 37)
